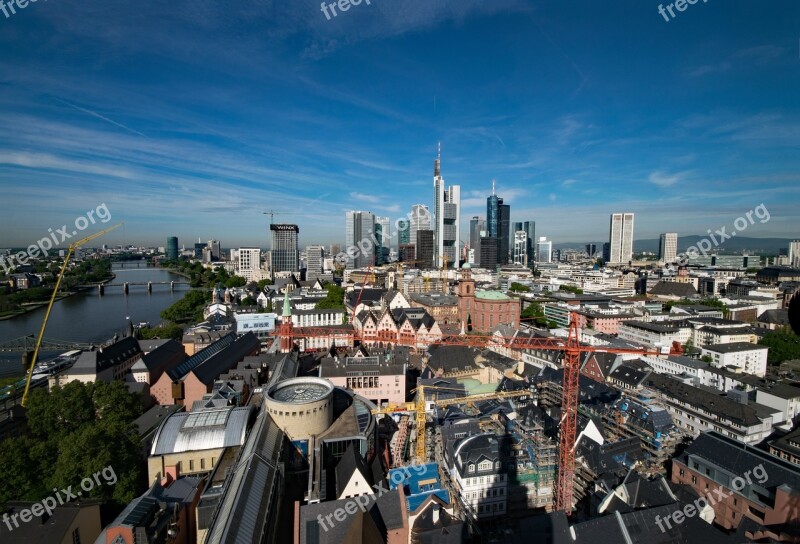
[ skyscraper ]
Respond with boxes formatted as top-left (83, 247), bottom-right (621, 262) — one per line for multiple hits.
top-left (479, 236), bottom-right (498, 269)
top-left (416, 230), bottom-right (434, 268)
top-left (486, 182), bottom-right (510, 265)
top-left (270, 224), bottom-right (299, 273)
top-left (523, 221), bottom-right (536, 267)
top-left (536, 237), bottom-right (552, 263)
top-left (409, 204), bottom-right (431, 246)
top-left (432, 146), bottom-right (461, 268)
top-left (345, 211), bottom-right (375, 269)
top-left (608, 213), bottom-right (635, 263)
top-left (789, 240), bottom-right (800, 268)
top-left (659, 233), bottom-right (678, 263)
top-left (513, 231), bottom-right (527, 266)
top-left (207, 240), bottom-right (221, 261)
top-left (398, 219), bottom-right (410, 245)
top-left (166, 237), bottom-right (179, 261)
top-left (469, 216), bottom-right (486, 264)
top-left (586, 244), bottom-right (597, 257)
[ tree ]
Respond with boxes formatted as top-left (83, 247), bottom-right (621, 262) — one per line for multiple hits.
top-left (0, 381), bottom-right (144, 509)
top-left (241, 296), bottom-right (256, 307)
top-left (316, 284), bottom-right (346, 310)
top-left (759, 328), bottom-right (800, 365)
top-left (138, 323), bottom-right (184, 341)
top-left (701, 355), bottom-right (713, 363)
top-left (559, 285), bottom-right (584, 295)
top-left (509, 282), bottom-right (530, 293)
top-left (225, 276), bottom-right (246, 288)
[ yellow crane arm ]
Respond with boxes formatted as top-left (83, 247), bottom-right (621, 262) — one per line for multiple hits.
top-left (21, 222), bottom-right (122, 407)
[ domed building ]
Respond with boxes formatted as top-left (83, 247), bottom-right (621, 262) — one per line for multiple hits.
top-left (457, 262), bottom-right (520, 333)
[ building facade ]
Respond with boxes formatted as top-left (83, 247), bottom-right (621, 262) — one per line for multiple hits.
top-left (659, 232), bottom-right (678, 263)
top-left (432, 150), bottom-right (461, 269)
top-left (609, 212), bottom-right (635, 263)
top-left (270, 224), bottom-right (299, 273)
top-left (345, 211), bottom-right (375, 269)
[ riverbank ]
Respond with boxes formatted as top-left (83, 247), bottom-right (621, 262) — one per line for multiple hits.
top-left (0, 272), bottom-right (117, 322)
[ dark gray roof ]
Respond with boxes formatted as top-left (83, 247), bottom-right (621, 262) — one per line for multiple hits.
top-left (134, 339), bottom-right (185, 377)
top-left (679, 431), bottom-right (800, 493)
top-left (759, 309), bottom-right (790, 325)
top-left (644, 374), bottom-right (763, 427)
top-left (427, 345), bottom-right (481, 373)
top-left (168, 332), bottom-right (237, 381)
top-left (335, 444), bottom-right (373, 497)
top-left (621, 320), bottom-right (682, 333)
top-left (0, 502), bottom-right (100, 543)
top-left (191, 332), bottom-right (261, 385)
top-left (71, 336), bottom-right (142, 375)
top-left (702, 342), bottom-right (767, 354)
top-left (649, 281), bottom-right (698, 297)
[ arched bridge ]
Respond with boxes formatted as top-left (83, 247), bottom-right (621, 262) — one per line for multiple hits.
top-left (0, 335), bottom-right (96, 353)
top-left (79, 281), bottom-right (190, 295)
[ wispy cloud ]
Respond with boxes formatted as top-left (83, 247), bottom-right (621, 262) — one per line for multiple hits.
top-left (648, 171), bottom-right (686, 188)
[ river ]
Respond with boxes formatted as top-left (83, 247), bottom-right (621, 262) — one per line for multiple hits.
top-left (0, 263), bottom-right (191, 373)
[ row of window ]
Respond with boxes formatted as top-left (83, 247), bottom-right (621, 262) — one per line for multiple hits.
top-left (268, 402), bottom-right (329, 417)
top-left (467, 487), bottom-right (504, 499)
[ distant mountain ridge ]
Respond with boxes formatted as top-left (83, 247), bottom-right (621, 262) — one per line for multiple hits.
top-left (554, 236), bottom-right (794, 255)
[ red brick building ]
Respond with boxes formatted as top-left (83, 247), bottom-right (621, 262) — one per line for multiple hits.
top-left (457, 264), bottom-right (520, 333)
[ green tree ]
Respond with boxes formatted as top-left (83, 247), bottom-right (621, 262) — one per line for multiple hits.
top-left (225, 276), bottom-right (246, 288)
top-left (559, 285), bottom-right (584, 295)
top-left (759, 328), bottom-right (800, 365)
top-left (509, 282), bottom-right (530, 293)
top-left (315, 284), bottom-right (346, 310)
top-left (241, 296), bottom-right (256, 307)
top-left (138, 323), bottom-right (184, 340)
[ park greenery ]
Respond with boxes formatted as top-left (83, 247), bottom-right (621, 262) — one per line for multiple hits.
top-left (509, 282), bottom-right (530, 293)
top-left (559, 285), bottom-right (584, 295)
top-left (315, 284), bottom-right (346, 310)
top-left (0, 381), bottom-right (145, 510)
top-left (759, 328), bottom-right (800, 365)
top-left (137, 323), bottom-right (185, 341)
top-left (521, 302), bottom-right (559, 329)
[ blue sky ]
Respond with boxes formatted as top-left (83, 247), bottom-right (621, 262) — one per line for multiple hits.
top-left (0, 0), bottom-right (798, 250)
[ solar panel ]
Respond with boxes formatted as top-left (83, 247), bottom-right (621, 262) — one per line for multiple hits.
top-left (183, 410), bottom-right (229, 429)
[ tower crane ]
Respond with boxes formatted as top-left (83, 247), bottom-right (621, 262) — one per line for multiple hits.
top-left (21, 222), bottom-right (123, 407)
top-left (262, 210), bottom-right (313, 224)
top-left (281, 313), bottom-right (661, 513)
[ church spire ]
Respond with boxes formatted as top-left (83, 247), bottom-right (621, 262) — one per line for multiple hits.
top-left (282, 290), bottom-right (292, 318)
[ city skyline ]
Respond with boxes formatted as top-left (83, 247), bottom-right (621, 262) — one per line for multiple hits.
top-left (0, 1), bottom-right (797, 248)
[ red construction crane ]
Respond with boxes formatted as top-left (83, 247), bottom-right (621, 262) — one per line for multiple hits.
top-left (277, 312), bottom-right (661, 513)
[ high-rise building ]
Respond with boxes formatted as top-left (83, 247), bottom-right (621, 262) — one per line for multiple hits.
top-left (375, 223), bottom-right (388, 266)
top-left (608, 213), bottom-right (635, 263)
top-left (486, 182), bottom-right (510, 265)
top-left (469, 217), bottom-right (486, 264)
top-left (586, 243), bottom-right (597, 257)
top-left (498, 203), bottom-right (510, 264)
top-left (659, 233), bottom-right (678, 263)
top-left (306, 245), bottom-right (324, 280)
top-left (523, 221), bottom-right (536, 267)
top-left (166, 237), bottom-right (179, 261)
top-left (398, 219), bottom-right (410, 245)
top-left (513, 231), bottom-right (527, 266)
top-left (789, 240), bottom-right (800, 268)
top-left (479, 236), bottom-right (498, 269)
top-left (602, 242), bottom-right (611, 263)
top-left (416, 230), bottom-right (435, 269)
top-left (376, 216), bottom-right (391, 246)
top-left (207, 240), bottom-right (221, 261)
top-left (237, 247), bottom-right (262, 281)
top-left (409, 205), bottom-right (431, 247)
top-left (270, 224), bottom-right (299, 273)
top-left (345, 211), bottom-right (375, 269)
top-left (399, 244), bottom-right (415, 263)
top-left (432, 146), bottom-right (461, 268)
top-left (194, 240), bottom-right (204, 259)
top-left (536, 237), bottom-right (552, 263)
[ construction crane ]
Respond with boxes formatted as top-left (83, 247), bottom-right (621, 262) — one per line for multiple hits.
top-left (21, 222), bottom-right (123, 407)
top-left (262, 210), bottom-right (312, 224)
top-left (281, 313), bottom-right (661, 513)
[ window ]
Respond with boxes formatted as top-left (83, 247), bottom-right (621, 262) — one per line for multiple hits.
top-left (201, 458), bottom-right (206, 470)
top-left (691, 476), bottom-right (697, 485)
top-left (189, 460), bottom-right (195, 471)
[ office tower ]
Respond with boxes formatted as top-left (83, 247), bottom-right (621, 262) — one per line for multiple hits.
top-left (790, 240), bottom-right (800, 268)
top-left (270, 224), bottom-right (299, 273)
top-left (416, 230), bottom-right (435, 268)
top-left (432, 146), bottom-right (461, 268)
top-left (345, 211), bottom-right (375, 269)
top-left (469, 217), bottom-right (486, 264)
top-left (479, 236), bottom-right (498, 269)
top-left (399, 244), bottom-right (415, 263)
top-left (536, 237), bottom-right (552, 263)
top-left (523, 221), bottom-right (536, 267)
top-left (659, 233), bottom-right (678, 263)
top-left (237, 247), bottom-right (261, 281)
top-left (375, 223), bottom-right (386, 266)
top-left (207, 240), bottom-right (221, 261)
top-left (513, 222), bottom-right (522, 233)
top-left (376, 216), bottom-right (391, 246)
top-left (166, 237), bottom-right (179, 261)
top-left (513, 231), bottom-right (527, 266)
top-left (194, 240), bottom-right (204, 259)
top-left (409, 204), bottom-right (431, 246)
top-left (608, 212), bottom-right (635, 263)
top-left (585, 244), bottom-right (597, 257)
top-left (602, 243), bottom-right (611, 263)
top-left (398, 219), bottom-right (410, 245)
top-left (306, 245), bottom-right (324, 280)
top-left (486, 181), bottom-right (510, 265)
top-left (498, 203), bottom-right (510, 264)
